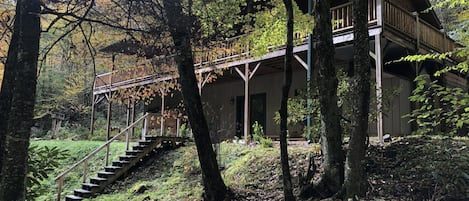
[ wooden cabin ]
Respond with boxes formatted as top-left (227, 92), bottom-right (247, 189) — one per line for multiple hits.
top-left (91, 0), bottom-right (463, 142)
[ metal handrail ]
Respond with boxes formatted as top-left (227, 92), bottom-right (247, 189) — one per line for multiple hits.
top-left (54, 113), bottom-right (150, 200)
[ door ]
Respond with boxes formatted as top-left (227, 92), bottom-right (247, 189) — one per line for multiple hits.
top-left (236, 93), bottom-right (266, 138)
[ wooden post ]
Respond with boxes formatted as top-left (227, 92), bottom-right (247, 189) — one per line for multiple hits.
top-left (198, 73), bottom-right (203, 95)
top-left (375, 35), bottom-right (384, 144)
top-left (414, 12), bottom-right (420, 51)
top-left (244, 63), bottom-right (250, 142)
top-left (83, 160), bottom-right (88, 183)
top-left (89, 95), bottom-right (96, 139)
top-left (160, 89), bottom-right (165, 136)
top-left (105, 95), bottom-right (112, 166)
top-left (176, 118), bottom-right (181, 137)
top-left (142, 112), bottom-right (148, 140)
top-left (125, 98), bottom-right (131, 150)
top-left (376, 0), bottom-right (383, 26)
top-left (57, 177), bottom-right (64, 201)
top-left (130, 99), bottom-right (135, 140)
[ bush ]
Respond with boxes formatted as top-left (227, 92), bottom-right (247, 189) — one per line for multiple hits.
top-left (27, 145), bottom-right (69, 199)
top-left (405, 75), bottom-right (469, 136)
top-left (252, 121), bottom-right (272, 148)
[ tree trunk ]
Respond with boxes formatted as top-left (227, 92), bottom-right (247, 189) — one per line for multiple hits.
top-left (343, 0), bottom-right (371, 198)
top-left (0, 0), bottom-right (41, 200)
top-left (279, 0), bottom-right (295, 200)
top-left (162, 1), bottom-right (227, 201)
top-left (300, 0), bottom-right (345, 198)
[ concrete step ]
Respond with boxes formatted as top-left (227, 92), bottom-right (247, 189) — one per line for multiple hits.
top-left (74, 189), bottom-right (92, 198)
top-left (90, 177), bottom-right (107, 185)
top-left (104, 166), bottom-right (122, 172)
top-left (81, 183), bottom-right (99, 191)
top-left (65, 195), bottom-right (83, 201)
top-left (97, 171), bottom-right (115, 178)
top-left (132, 145), bottom-right (148, 151)
top-left (145, 136), bottom-right (159, 141)
top-left (119, 155), bottom-right (137, 161)
top-left (138, 140), bottom-right (153, 146)
top-left (112, 160), bottom-right (130, 167)
top-left (125, 150), bottom-right (143, 156)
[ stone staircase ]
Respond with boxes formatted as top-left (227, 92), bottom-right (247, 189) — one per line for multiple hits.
top-left (63, 136), bottom-right (186, 201)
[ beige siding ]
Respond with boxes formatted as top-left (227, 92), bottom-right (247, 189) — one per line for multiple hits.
top-left (201, 70), bottom-right (307, 139)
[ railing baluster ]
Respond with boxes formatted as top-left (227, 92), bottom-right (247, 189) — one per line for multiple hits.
top-left (57, 177), bottom-right (64, 201)
top-left (83, 159), bottom-right (88, 183)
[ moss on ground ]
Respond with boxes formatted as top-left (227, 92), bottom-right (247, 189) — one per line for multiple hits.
top-left (32, 136), bottom-right (469, 200)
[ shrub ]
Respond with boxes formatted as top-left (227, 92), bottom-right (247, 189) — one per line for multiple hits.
top-left (27, 145), bottom-right (69, 199)
top-left (252, 121), bottom-right (272, 148)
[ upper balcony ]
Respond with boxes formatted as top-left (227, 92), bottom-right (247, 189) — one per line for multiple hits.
top-left (94, 0), bottom-right (460, 96)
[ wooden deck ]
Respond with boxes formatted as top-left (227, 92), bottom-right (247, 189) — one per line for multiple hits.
top-left (93, 0), bottom-right (459, 95)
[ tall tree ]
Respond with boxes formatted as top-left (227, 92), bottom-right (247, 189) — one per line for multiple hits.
top-left (343, 0), bottom-right (371, 198)
top-left (300, 0), bottom-right (344, 198)
top-left (161, 1), bottom-right (227, 200)
top-left (279, 0), bottom-right (295, 200)
top-left (0, 0), bottom-right (41, 199)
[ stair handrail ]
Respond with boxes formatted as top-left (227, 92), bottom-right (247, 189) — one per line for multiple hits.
top-left (54, 112), bottom-right (150, 201)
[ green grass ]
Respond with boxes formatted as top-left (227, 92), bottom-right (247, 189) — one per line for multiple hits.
top-left (34, 136), bottom-right (468, 200)
top-left (90, 142), bottom-right (318, 201)
top-left (31, 140), bottom-right (127, 201)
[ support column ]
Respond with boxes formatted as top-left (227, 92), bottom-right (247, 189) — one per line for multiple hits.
top-left (375, 35), bottom-right (384, 144)
top-left (235, 62), bottom-right (261, 143)
top-left (197, 72), bottom-right (212, 95)
top-left (244, 63), bottom-right (250, 142)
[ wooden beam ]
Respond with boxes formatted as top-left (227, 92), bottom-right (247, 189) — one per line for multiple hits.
top-left (249, 62), bottom-right (262, 80)
top-left (369, 51), bottom-right (376, 60)
top-left (201, 72), bottom-right (212, 87)
top-left (234, 67), bottom-right (246, 81)
top-left (294, 54), bottom-right (308, 70)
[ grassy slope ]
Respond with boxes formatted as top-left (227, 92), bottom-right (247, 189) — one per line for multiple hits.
top-left (34, 137), bottom-right (468, 200)
top-left (31, 140), bottom-right (126, 201)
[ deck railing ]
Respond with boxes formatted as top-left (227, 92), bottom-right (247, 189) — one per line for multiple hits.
top-left (94, 0), bottom-right (458, 94)
top-left (54, 113), bottom-right (150, 201)
top-left (383, 0), bottom-right (458, 53)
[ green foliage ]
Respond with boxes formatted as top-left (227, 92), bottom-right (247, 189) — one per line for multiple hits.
top-left (405, 75), bottom-right (469, 136)
top-left (274, 69), bottom-right (400, 141)
top-left (31, 140), bottom-right (127, 200)
top-left (192, 0), bottom-right (243, 39)
top-left (240, 0), bottom-right (313, 56)
top-left (252, 121), bottom-right (272, 148)
top-left (178, 123), bottom-right (193, 139)
top-left (27, 145), bottom-right (69, 199)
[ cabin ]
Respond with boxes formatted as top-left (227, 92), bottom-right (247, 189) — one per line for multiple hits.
top-left (91, 0), bottom-right (463, 143)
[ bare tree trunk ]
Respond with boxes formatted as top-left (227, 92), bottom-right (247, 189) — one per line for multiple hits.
top-left (162, 1), bottom-right (227, 200)
top-left (343, 0), bottom-right (371, 198)
top-left (0, 0), bottom-right (41, 199)
top-left (300, 0), bottom-right (344, 198)
top-left (279, 0), bottom-right (295, 200)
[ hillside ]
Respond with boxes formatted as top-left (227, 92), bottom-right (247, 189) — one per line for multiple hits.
top-left (81, 136), bottom-right (468, 201)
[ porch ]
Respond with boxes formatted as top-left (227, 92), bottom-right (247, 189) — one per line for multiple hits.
top-left (91, 0), bottom-right (461, 143)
